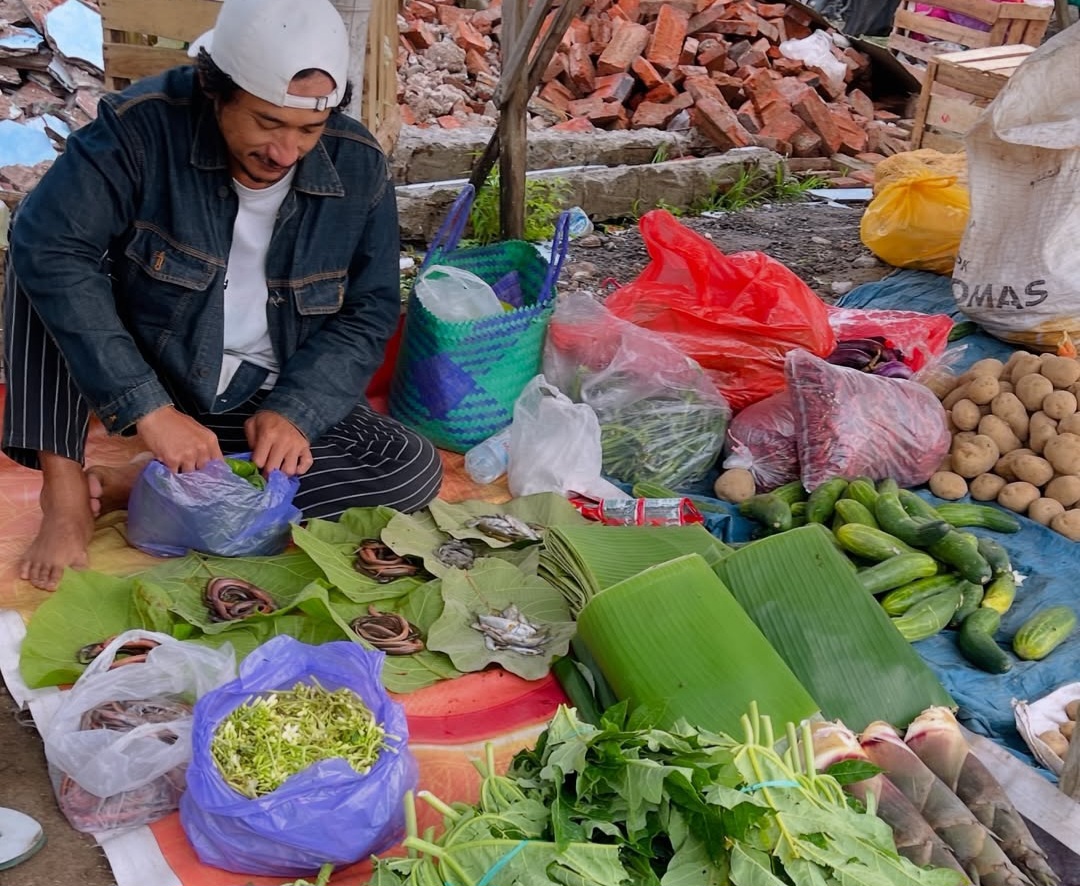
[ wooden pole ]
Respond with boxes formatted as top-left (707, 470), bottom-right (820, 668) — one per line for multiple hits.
top-left (500, 0), bottom-right (529, 241)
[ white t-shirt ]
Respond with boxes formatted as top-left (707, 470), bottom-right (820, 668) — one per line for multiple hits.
top-left (216, 169), bottom-right (296, 396)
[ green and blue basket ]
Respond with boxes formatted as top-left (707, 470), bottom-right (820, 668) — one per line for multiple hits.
top-left (389, 185), bottom-right (570, 452)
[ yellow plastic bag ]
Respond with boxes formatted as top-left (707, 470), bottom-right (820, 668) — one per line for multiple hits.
top-left (859, 172), bottom-right (970, 275)
top-left (872, 149), bottom-right (967, 195)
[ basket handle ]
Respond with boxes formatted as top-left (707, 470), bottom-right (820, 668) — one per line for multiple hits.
top-left (539, 210), bottom-right (572, 303)
top-left (422, 184), bottom-right (476, 269)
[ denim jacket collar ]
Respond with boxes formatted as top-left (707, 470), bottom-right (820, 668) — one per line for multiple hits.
top-left (189, 101), bottom-right (345, 197)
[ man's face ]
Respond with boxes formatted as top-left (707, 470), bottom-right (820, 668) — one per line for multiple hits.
top-left (215, 72), bottom-right (335, 189)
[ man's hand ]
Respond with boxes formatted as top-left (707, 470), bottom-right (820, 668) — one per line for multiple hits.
top-left (135, 405), bottom-right (223, 472)
top-left (245, 410), bottom-right (313, 476)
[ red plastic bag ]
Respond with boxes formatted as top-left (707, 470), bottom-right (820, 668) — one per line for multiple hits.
top-left (786, 349), bottom-right (950, 490)
top-left (826, 306), bottom-right (953, 371)
top-left (605, 210), bottom-right (835, 411)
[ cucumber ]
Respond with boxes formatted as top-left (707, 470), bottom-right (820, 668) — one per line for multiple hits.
top-left (834, 523), bottom-right (920, 562)
top-left (976, 536), bottom-right (1012, 576)
top-left (874, 492), bottom-right (951, 548)
top-left (949, 581), bottom-right (985, 628)
top-left (833, 498), bottom-right (880, 529)
top-left (891, 587), bottom-right (964, 642)
top-left (806, 477), bottom-right (849, 524)
top-left (981, 570), bottom-right (1017, 616)
top-left (927, 530), bottom-right (993, 586)
top-left (933, 503), bottom-right (1021, 534)
top-left (769, 481), bottom-right (808, 506)
top-left (958, 608), bottom-right (1013, 674)
top-left (844, 478), bottom-right (880, 512)
top-left (876, 478), bottom-right (900, 496)
top-left (881, 574), bottom-right (966, 617)
top-left (1012, 606), bottom-right (1078, 661)
top-left (897, 489), bottom-right (943, 522)
top-left (858, 553), bottom-right (940, 596)
top-left (739, 493), bottom-right (793, 534)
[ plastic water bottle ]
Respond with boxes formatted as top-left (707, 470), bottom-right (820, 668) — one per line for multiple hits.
top-left (465, 426), bottom-right (512, 485)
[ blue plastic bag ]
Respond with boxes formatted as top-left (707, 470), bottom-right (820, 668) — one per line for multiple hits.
top-left (179, 636), bottom-right (417, 877)
top-left (126, 456), bottom-right (301, 558)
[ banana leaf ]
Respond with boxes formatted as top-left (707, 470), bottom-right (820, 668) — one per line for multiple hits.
top-left (576, 553), bottom-right (819, 734)
top-left (714, 524), bottom-right (953, 731)
top-left (540, 523), bottom-right (734, 615)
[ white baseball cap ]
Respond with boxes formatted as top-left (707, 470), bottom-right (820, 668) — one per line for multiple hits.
top-left (188, 0), bottom-right (350, 110)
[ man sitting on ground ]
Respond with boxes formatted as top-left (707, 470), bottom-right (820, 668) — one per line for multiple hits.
top-left (2, 0), bottom-right (443, 591)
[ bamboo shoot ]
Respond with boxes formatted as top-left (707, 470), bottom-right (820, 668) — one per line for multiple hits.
top-left (860, 721), bottom-right (1035, 886)
top-left (904, 707), bottom-right (1060, 886)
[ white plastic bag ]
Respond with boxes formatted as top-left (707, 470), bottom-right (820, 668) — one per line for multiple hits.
top-left (42, 630), bottom-right (236, 832)
top-left (779, 31), bottom-right (846, 92)
top-left (507, 375), bottom-right (627, 500)
top-left (415, 264), bottom-right (502, 321)
top-left (953, 26), bottom-right (1080, 349)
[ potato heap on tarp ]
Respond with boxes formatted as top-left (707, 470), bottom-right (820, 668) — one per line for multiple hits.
top-left (929, 352), bottom-right (1080, 540)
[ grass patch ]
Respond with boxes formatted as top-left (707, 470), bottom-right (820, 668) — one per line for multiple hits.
top-left (465, 168), bottom-right (570, 246)
top-left (692, 164), bottom-right (827, 213)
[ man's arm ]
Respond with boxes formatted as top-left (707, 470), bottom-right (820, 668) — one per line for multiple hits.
top-left (258, 159), bottom-right (401, 443)
top-left (10, 98), bottom-right (174, 434)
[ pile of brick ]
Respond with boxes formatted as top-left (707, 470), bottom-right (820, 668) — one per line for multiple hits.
top-left (398, 0), bottom-right (911, 162)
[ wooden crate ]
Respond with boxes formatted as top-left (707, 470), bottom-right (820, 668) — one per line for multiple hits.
top-left (99, 0), bottom-right (401, 153)
top-left (909, 43), bottom-right (1034, 151)
top-left (889, 0), bottom-right (1050, 71)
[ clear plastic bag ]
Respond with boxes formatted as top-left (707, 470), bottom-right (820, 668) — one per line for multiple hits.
top-left (507, 374), bottom-right (627, 500)
top-left (180, 636), bottom-right (416, 877)
top-left (41, 631), bottom-right (236, 833)
top-left (543, 292), bottom-right (731, 489)
top-left (786, 348), bottom-right (951, 490)
top-left (722, 389), bottom-right (800, 492)
top-left (127, 456), bottom-right (301, 558)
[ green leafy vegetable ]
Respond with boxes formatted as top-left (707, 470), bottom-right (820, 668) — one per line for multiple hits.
top-left (211, 680), bottom-right (389, 798)
top-left (224, 456), bottom-right (266, 489)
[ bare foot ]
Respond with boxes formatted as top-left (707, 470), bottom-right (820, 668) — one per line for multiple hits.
top-left (86, 452), bottom-right (152, 517)
top-left (19, 455), bottom-right (95, 591)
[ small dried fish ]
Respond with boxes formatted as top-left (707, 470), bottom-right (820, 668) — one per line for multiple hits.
top-left (354, 539), bottom-right (423, 582)
top-left (351, 605), bottom-right (425, 655)
top-left (434, 538), bottom-right (476, 569)
top-left (205, 578), bottom-right (277, 622)
top-left (472, 604), bottom-right (549, 655)
top-left (466, 514), bottom-right (541, 543)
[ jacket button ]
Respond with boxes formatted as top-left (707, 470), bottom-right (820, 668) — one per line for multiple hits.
top-left (217, 186), bottom-right (229, 198)
top-left (197, 367), bottom-right (209, 378)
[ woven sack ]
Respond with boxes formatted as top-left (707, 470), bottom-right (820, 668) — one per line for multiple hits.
top-left (389, 184), bottom-right (570, 452)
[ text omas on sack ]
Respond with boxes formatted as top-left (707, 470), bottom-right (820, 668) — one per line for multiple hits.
top-left (951, 279), bottom-right (1049, 311)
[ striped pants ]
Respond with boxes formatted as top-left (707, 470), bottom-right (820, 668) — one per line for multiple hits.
top-left (1, 259), bottom-right (443, 520)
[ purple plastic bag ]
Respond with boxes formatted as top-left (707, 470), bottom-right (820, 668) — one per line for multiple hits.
top-left (126, 456), bottom-right (300, 558)
top-left (180, 636), bottom-right (417, 878)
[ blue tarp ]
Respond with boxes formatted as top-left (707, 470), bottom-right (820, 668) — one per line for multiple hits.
top-left (677, 270), bottom-right (1078, 773)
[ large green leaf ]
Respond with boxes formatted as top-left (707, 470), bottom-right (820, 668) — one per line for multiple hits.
top-left (291, 522), bottom-right (424, 603)
top-left (303, 506), bottom-right (400, 545)
top-left (380, 509), bottom-right (456, 578)
top-left (426, 559), bottom-right (576, 681)
top-left (19, 570), bottom-right (144, 688)
top-left (427, 493), bottom-right (586, 547)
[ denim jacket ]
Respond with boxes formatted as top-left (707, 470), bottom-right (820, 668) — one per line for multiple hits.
top-left (9, 66), bottom-right (400, 443)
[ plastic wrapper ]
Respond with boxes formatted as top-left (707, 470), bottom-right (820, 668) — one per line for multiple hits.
top-left (180, 636), bottom-right (416, 878)
top-left (543, 291), bottom-right (731, 489)
top-left (785, 349), bottom-right (951, 490)
top-left (41, 631), bottom-right (236, 834)
top-left (604, 210), bottom-right (834, 411)
top-left (722, 389), bottom-right (799, 492)
top-left (127, 455), bottom-right (301, 558)
top-left (570, 495), bottom-right (705, 526)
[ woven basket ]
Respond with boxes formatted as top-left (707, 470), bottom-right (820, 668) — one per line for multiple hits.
top-left (389, 185), bottom-right (570, 452)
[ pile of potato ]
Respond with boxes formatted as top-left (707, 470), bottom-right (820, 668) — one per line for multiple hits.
top-left (1038, 699), bottom-right (1079, 759)
top-left (928, 351), bottom-right (1080, 540)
